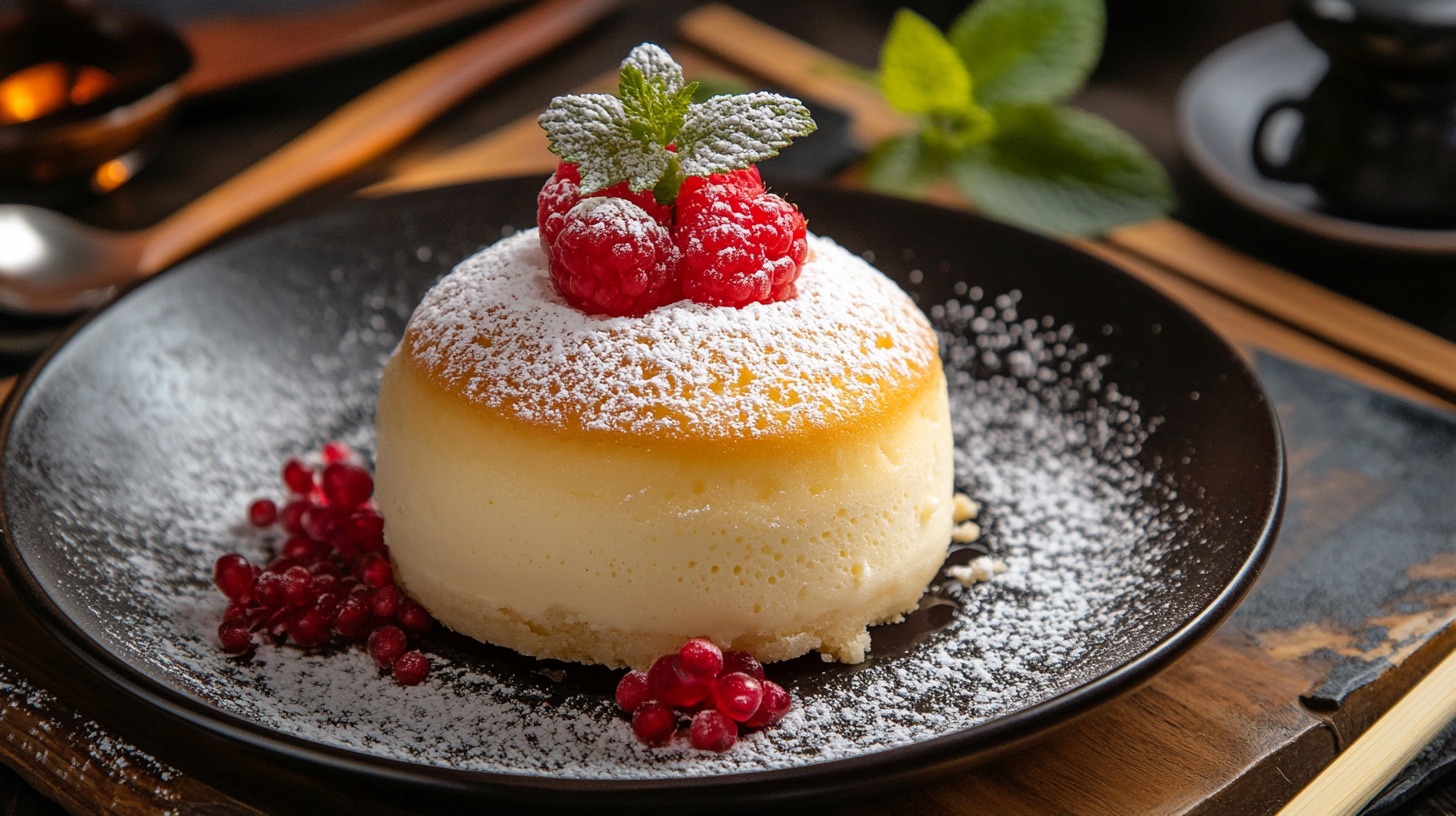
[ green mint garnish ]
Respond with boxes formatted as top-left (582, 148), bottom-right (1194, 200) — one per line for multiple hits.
top-left (539, 43), bottom-right (816, 204)
top-left (865, 1), bottom-right (1173, 236)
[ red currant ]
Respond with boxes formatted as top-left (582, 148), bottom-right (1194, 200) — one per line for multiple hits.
top-left (631, 701), bottom-right (677, 747)
top-left (713, 672), bottom-right (764, 722)
top-left (690, 709), bottom-right (737, 752)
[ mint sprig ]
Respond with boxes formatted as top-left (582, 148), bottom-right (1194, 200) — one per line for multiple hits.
top-left (865, 1), bottom-right (1173, 236)
top-left (539, 43), bottom-right (817, 204)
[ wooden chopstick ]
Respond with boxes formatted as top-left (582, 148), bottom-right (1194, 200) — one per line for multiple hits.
top-left (367, 48), bottom-right (723, 196)
top-left (1109, 220), bottom-right (1456, 405)
top-left (181, 0), bottom-right (520, 97)
top-left (1083, 242), bottom-right (1455, 411)
top-left (677, 3), bottom-right (1456, 408)
top-left (142, 0), bottom-right (622, 274)
top-left (678, 3), bottom-right (903, 149)
top-left (1277, 645), bottom-right (1456, 816)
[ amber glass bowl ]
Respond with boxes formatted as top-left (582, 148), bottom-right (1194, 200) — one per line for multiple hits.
top-left (0, 2), bottom-right (192, 204)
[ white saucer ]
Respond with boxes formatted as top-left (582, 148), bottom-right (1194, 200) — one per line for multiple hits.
top-left (1177, 23), bottom-right (1456, 254)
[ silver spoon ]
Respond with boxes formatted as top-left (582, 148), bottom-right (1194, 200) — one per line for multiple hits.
top-left (0, 0), bottom-right (616, 316)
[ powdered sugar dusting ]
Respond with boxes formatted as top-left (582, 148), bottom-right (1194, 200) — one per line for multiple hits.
top-left (0, 661), bottom-right (182, 807)
top-left (4, 265), bottom-right (1197, 783)
top-left (405, 231), bottom-right (936, 440)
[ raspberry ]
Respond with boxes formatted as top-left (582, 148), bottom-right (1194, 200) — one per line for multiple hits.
top-left (674, 167), bottom-right (764, 217)
top-left (537, 162), bottom-right (672, 253)
top-left (549, 197), bottom-right (680, 317)
top-left (674, 171), bottom-right (807, 307)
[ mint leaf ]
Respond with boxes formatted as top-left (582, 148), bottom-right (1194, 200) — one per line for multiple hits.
top-left (951, 104), bottom-right (1173, 236)
top-left (949, 0), bottom-right (1104, 106)
top-left (538, 93), bottom-right (670, 193)
top-left (879, 9), bottom-right (973, 115)
top-left (862, 133), bottom-right (946, 197)
top-left (619, 64), bottom-right (697, 145)
top-left (676, 92), bottom-right (816, 177)
top-left (538, 43), bottom-right (816, 202)
top-left (621, 43), bottom-right (684, 90)
top-left (618, 44), bottom-right (698, 146)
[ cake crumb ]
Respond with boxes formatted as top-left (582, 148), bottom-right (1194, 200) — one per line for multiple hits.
top-left (947, 556), bottom-right (1008, 587)
top-left (952, 492), bottom-right (980, 522)
top-left (951, 520), bottom-right (982, 543)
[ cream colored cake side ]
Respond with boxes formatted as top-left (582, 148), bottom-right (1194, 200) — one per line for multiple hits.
top-left (375, 354), bottom-right (955, 669)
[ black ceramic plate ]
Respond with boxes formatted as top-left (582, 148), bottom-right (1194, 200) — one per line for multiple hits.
top-left (0, 179), bottom-right (1283, 812)
top-left (1178, 22), bottom-right (1456, 253)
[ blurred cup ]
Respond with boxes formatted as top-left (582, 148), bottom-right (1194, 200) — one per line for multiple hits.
top-left (1251, 0), bottom-right (1456, 227)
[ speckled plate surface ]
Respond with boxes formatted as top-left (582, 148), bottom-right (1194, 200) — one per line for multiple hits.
top-left (0, 179), bottom-right (1283, 811)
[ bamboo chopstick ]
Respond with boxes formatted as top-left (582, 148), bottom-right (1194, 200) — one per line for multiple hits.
top-left (676, 3), bottom-right (1456, 407)
top-left (1277, 644), bottom-right (1456, 816)
top-left (181, 0), bottom-right (520, 97)
top-left (142, 0), bottom-right (622, 274)
top-left (1110, 220), bottom-right (1456, 404)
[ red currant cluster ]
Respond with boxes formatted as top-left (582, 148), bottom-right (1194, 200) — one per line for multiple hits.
top-left (614, 638), bottom-right (792, 752)
top-left (537, 162), bottom-right (808, 317)
top-left (212, 443), bottom-right (434, 686)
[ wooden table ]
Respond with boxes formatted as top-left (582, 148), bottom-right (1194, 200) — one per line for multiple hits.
top-left (3, 1), bottom-right (1456, 813)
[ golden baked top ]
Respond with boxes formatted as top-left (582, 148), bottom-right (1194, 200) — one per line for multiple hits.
top-left (400, 230), bottom-right (940, 444)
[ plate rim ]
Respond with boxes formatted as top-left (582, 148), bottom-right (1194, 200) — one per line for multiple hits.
top-left (0, 178), bottom-right (1286, 807)
top-left (1176, 22), bottom-right (1456, 254)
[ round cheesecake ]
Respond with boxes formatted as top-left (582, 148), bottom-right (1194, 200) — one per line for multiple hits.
top-left (375, 229), bottom-right (954, 668)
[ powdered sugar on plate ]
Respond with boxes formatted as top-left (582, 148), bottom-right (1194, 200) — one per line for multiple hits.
top-left (3, 269), bottom-right (1188, 780)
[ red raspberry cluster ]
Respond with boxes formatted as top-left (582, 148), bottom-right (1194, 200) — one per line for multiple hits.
top-left (213, 443), bottom-right (434, 686)
top-left (537, 162), bottom-right (808, 316)
top-left (614, 638), bottom-right (792, 752)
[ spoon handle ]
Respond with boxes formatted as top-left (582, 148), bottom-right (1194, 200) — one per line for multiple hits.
top-left (137, 0), bottom-right (618, 275)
